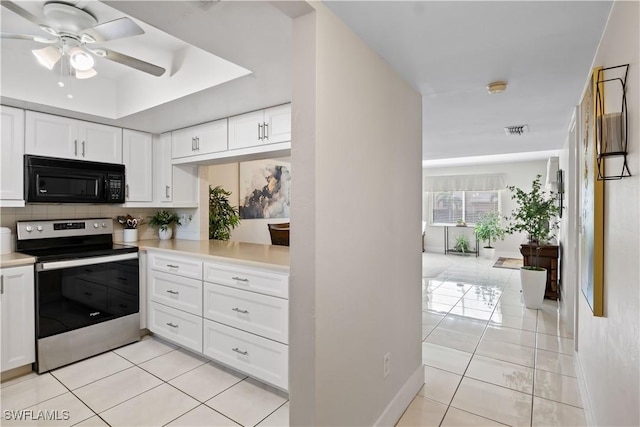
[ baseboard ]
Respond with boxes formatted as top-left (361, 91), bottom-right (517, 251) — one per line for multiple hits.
top-left (374, 365), bottom-right (423, 427)
top-left (575, 352), bottom-right (596, 426)
top-left (1, 364), bottom-right (33, 383)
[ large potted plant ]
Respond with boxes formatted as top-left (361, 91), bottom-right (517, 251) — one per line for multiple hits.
top-left (474, 211), bottom-right (505, 259)
top-left (209, 186), bottom-right (241, 240)
top-left (148, 210), bottom-right (182, 240)
top-left (505, 175), bottom-right (560, 309)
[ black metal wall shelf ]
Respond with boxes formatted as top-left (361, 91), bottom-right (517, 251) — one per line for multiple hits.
top-left (595, 64), bottom-right (631, 180)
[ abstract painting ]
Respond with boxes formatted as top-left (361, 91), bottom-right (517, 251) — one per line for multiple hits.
top-left (579, 68), bottom-right (605, 317)
top-left (239, 159), bottom-right (291, 219)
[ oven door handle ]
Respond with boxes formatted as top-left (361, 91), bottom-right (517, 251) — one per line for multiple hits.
top-left (36, 253), bottom-right (139, 272)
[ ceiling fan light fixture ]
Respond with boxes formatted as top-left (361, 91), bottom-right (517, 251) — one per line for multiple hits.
top-left (69, 47), bottom-right (94, 71)
top-left (487, 81), bottom-right (508, 94)
top-left (32, 46), bottom-right (61, 70)
top-left (75, 67), bottom-right (97, 79)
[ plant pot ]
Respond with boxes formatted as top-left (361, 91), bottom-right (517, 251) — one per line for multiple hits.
top-left (483, 247), bottom-right (496, 260)
top-left (123, 228), bottom-right (138, 243)
top-left (520, 267), bottom-right (546, 309)
top-left (158, 227), bottom-right (173, 240)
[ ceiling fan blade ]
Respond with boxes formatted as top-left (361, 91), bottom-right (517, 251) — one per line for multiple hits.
top-left (1, 33), bottom-right (58, 43)
top-left (98, 48), bottom-right (165, 77)
top-left (82, 17), bottom-right (144, 43)
top-left (1, 1), bottom-right (42, 26)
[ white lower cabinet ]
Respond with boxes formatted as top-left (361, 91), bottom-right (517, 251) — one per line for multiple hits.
top-left (149, 301), bottom-right (203, 353)
top-left (146, 250), bottom-right (289, 391)
top-left (1, 265), bottom-right (35, 372)
top-left (203, 319), bottom-right (288, 390)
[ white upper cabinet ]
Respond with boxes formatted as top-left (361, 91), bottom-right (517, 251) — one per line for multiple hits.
top-left (155, 133), bottom-right (173, 202)
top-left (1, 106), bottom-right (25, 205)
top-left (25, 111), bottom-right (122, 163)
top-left (228, 104), bottom-right (291, 150)
top-left (172, 119), bottom-right (227, 159)
top-left (122, 129), bottom-right (153, 202)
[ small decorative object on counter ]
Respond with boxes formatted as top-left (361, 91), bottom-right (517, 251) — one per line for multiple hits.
top-left (116, 215), bottom-right (143, 243)
top-left (148, 210), bottom-right (182, 240)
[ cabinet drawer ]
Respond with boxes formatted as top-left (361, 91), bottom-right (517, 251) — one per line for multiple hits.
top-left (203, 262), bottom-right (288, 299)
top-left (203, 283), bottom-right (288, 344)
top-left (203, 320), bottom-right (288, 391)
top-left (149, 270), bottom-right (202, 316)
top-left (149, 302), bottom-right (202, 353)
top-left (149, 253), bottom-right (202, 280)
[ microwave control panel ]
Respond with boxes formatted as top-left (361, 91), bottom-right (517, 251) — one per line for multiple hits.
top-left (106, 175), bottom-right (125, 202)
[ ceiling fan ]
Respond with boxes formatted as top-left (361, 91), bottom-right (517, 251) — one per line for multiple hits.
top-left (1, 1), bottom-right (166, 79)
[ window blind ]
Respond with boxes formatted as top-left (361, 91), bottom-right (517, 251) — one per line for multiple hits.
top-left (424, 173), bottom-right (507, 192)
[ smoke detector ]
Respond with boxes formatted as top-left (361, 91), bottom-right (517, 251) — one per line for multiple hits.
top-left (504, 125), bottom-right (529, 136)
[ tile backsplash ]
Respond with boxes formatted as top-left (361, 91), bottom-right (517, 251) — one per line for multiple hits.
top-left (0, 205), bottom-right (164, 243)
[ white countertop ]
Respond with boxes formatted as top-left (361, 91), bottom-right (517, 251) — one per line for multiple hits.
top-left (134, 239), bottom-right (290, 272)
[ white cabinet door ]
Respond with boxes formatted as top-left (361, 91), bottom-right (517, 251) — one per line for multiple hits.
top-left (155, 133), bottom-right (173, 202)
top-left (149, 270), bottom-right (203, 316)
top-left (25, 111), bottom-right (77, 159)
top-left (172, 119), bottom-right (227, 159)
top-left (80, 122), bottom-right (122, 164)
top-left (149, 302), bottom-right (203, 353)
top-left (1, 106), bottom-right (25, 204)
top-left (1, 265), bottom-right (35, 372)
top-left (123, 129), bottom-right (153, 202)
top-left (264, 104), bottom-right (291, 144)
top-left (228, 110), bottom-right (264, 150)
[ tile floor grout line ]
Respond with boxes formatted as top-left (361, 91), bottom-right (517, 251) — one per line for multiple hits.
top-left (253, 399), bottom-right (289, 427)
top-left (160, 403), bottom-right (241, 427)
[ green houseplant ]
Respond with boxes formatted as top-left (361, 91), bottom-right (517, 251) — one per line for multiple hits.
top-left (474, 211), bottom-right (505, 259)
top-left (148, 210), bottom-right (181, 240)
top-left (453, 235), bottom-right (471, 254)
top-left (504, 174), bottom-right (561, 308)
top-left (209, 186), bottom-right (241, 240)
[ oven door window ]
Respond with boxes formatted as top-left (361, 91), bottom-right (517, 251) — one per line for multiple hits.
top-left (36, 259), bottom-right (139, 339)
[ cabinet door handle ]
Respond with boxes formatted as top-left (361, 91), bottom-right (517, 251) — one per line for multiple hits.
top-left (165, 185), bottom-right (170, 199)
top-left (231, 276), bottom-right (249, 282)
top-left (166, 264), bottom-right (179, 269)
top-left (232, 347), bottom-right (248, 356)
top-left (1, 275), bottom-right (4, 294)
top-left (232, 307), bottom-right (249, 314)
top-left (166, 290), bottom-right (179, 295)
top-left (74, 140), bottom-right (78, 156)
top-left (196, 136), bottom-right (200, 151)
top-left (166, 322), bottom-right (178, 328)
top-left (191, 137), bottom-right (195, 151)
top-left (258, 123), bottom-right (263, 141)
top-left (263, 122), bottom-right (269, 140)
top-left (82, 141), bottom-right (86, 157)
top-left (125, 184), bottom-right (129, 198)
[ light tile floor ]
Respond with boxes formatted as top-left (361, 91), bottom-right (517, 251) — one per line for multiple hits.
top-left (399, 252), bottom-right (586, 427)
top-left (1, 252), bottom-right (583, 426)
top-left (0, 336), bottom-right (288, 426)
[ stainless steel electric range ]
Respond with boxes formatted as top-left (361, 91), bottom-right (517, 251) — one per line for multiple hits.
top-left (16, 218), bottom-right (140, 373)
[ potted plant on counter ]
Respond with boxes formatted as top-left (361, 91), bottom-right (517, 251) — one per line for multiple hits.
top-left (209, 185), bottom-right (240, 240)
top-left (148, 210), bottom-right (181, 240)
top-left (505, 175), bottom-right (560, 309)
top-left (474, 211), bottom-right (505, 260)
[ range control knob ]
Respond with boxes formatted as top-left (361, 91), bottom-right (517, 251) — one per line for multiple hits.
top-left (101, 222), bottom-right (107, 228)
top-left (25, 225), bottom-right (33, 233)
top-left (36, 225), bottom-right (43, 232)
top-left (93, 222), bottom-right (99, 229)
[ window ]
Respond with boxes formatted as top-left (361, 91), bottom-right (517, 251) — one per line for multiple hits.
top-left (431, 190), bottom-right (500, 225)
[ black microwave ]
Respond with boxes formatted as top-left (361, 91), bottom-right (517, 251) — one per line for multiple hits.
top-left (24, 155), bottom-right (126, 204)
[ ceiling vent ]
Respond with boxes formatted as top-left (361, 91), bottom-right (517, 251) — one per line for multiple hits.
top-left (504, 125), bottom-right (529, 136)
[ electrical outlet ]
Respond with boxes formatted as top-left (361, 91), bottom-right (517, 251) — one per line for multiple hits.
top-left (383, 352), bottom-right (391, 378)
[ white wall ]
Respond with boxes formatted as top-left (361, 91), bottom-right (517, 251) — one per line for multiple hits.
top-left (290, 3), bottom-right (423, 426)
top-left (575, 2), bottom-right (640, 426)
top-left (207, 157), bottom-right (290, 245)
top-left (422, 160), bottom-right (548, 257)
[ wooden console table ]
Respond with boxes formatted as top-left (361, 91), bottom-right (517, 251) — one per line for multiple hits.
top-left (519, 243), bottom-right (559, 300)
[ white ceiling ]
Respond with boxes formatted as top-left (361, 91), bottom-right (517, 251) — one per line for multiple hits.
top-left (1, 1), bottom-right (613, 161)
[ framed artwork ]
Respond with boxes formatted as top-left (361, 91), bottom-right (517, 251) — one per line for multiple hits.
top-left (239, 159), bottom-right (291, 219)
top-left (579, 68), bottom-right (605, 317)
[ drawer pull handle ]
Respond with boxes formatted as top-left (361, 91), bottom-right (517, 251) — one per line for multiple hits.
top-left (232, 347), bottom-right (248, 356)
top-left (232, 276), bottom-right (249, 282)
top-left (166, 290), bottom-right (179, 295)
top-left (166, 322), bottom-right (178, 328)
top-left (232, 307), bottom-right (249, 314)
top-left (166, 264), bottom-right (179, 269)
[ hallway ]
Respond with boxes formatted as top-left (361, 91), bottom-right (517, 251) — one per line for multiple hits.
top-left (398, 253), bottom-right (584, 426)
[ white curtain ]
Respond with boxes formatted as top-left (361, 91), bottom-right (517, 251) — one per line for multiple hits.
top-left (424, 173), bottom-right (507, 192)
